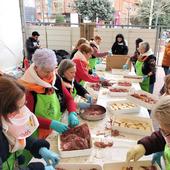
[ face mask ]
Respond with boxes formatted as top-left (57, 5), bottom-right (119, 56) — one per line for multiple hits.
top-left (2, 106), bottom-right (39, 139)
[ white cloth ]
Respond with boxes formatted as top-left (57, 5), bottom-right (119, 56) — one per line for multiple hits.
top-left (141, 49), bottom-right (154, 57)
top-left (1, 106), bottom-right (39, 153)
top-left (2, 116), bottom-right (26, 153)
top-left (72, 51), bottom-right (88, 64)
top-left (21, 63), bottom-right (57, 88)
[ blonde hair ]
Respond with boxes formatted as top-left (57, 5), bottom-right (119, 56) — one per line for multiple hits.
top-left (75, 38), bottom-right (88, 49)
top-left (79, 43), bottom-right (93, 54)
top-left (152, 96), bottom-right (170, 127)
top-left (164, 74), bottom-right (170, 94)
top-left (94, 35), bottom-right (102, 41)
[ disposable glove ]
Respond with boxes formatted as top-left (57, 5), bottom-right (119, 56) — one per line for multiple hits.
top-left (108, 50), bottom-right (112, 56)
top-left (92, 69), bottom-right (97, 76)
top-left (85, 94), bottom-right (93, 104)
top-left (50, 120), bottom-right (68, 134)
top-left (142, 75), bottom-right (148, 81)
top-left (68, 112), bottom-right (79, 127)
top-left (123, 64), bottom-right (129, 70)
top-left (45, 165), bottom-right (55, 170)
top-left (39, 147), bottom-right (60, 167)
top-left (152, 152), bottom-right (163, 169)
top-left (126, 144), bottom-right (146, 162)
top-left (78, 102), bottom-right (91, 109)
top-left (99, 77), bottom-right (105, 82)
top-left (96, 58), bottom-right (102, 64)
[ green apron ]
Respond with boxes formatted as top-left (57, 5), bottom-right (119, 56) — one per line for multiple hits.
top-left (2, 151), bottom-right (22, 170)
top-left (71, 88), bottom-right (77, 98)
top-left (135, 60), bottom-right (150, 92)
top-left (35, 92), bottom-right (61, 122)
top-left (79, 80), bottom-right (85, 86)
top-left (89, 58), bottom-right (97, 70)
top-left (164, 145), bottom-right (170, 170)
top-left (22, 92), bottom-right (61, 167)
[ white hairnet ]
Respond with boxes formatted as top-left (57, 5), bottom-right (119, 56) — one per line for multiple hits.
top-left (152, 95), bottom-right (170, 127)
top-left (32, 48), bottom-right (57, 70)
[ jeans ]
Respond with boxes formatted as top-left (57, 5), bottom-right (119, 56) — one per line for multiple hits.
top-left (163, 66), bottom-right (169, 75)
top-left (149, 83), bottom-right (154, 94)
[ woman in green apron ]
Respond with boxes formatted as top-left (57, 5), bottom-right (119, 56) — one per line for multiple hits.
top-left (126, 96), bottom-right (170, 170)
top-left (58, 59), bottom-right (93, 109)
top-left (72, 43), bottom-right (105, 83)
top-left (20, 49), bottom-right (79, 165)
top-left (135, 42), bottom-right (156, 93)
top-left (89, 35), bottom-right (108, 71)
top-left (0, 75), bottom-right (59, 170)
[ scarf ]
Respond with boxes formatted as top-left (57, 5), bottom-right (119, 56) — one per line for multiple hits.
top-left (138, 49), bottom-right (154, 62)
top-left (1, 106), bottom-right (39, 153)
top-left (19, 64), bottom-right (57, 93)
top-left (72, 51), bottom-right (88, 65)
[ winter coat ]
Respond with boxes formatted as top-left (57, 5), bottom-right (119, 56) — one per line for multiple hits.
top-left (139, 54), bottom-right (156, 85)
top-left (19, 65), bottom-right (76, 132)
top-left (138, 130), bottom-right (166, 155)
top-left (162, 43), bottom-right (170, 67)
top-left (26, 37), bottom-right (39, 61)
top-left (0, 126), bottom-right (49, 170)
top-left (72, 51), bottom-right (100, 83)
top-left (111, 43), bottom-right (128, 55)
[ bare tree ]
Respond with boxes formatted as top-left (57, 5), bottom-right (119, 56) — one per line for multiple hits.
top-left (131, 0), bottom-right (170, 26)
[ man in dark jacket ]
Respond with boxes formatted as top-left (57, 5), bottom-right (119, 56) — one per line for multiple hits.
top-left (26, 31), bottom-right (40, 62)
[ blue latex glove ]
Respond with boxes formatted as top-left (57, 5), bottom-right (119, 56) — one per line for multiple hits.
top-left (97, 58), bottom-right (102, 64)
top-left (50, 120), bottom-right (68, 134)
top-left (45, 165), bottom-right (55, 170)
top-left (99, 77), bottom-right (105, 82)
top-left (143, 75), bottom-right (148, 81)
top-left (78, 102), bottom-right (91, 109)
top-left (85, 94), bottom-right (93, 104)
top-left (92, 72), bottom-right (97, 76)
top-left (108, 50), bottom-right (112, 56)
top-left (152, 152), bottom-right (163, 168)
top-left (92, 69), bottom-right (97, 76)
top-left (68, 112), bottom-right (79, 127)
top-left (39, 147), bottom-right (60, 167)
top-left (123, 64), bottom-right (129, 70)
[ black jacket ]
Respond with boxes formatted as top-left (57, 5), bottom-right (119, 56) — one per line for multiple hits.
top-left (0, 126), bottom-right (49, 170)
top-left (138, 130), bottom-right (165, 155)
top-left (26, 37), bottom-right (39, 61)
top-left (141, 54), bottom-right (156, 85)
top-left (31, 75), bottom-right (67, 113)
top-left (62, 77), bottom-right (88, 97)
top-left (111, 43), bottom-right (128, 55)
top-left (70, 49), bottom-right (78, 59)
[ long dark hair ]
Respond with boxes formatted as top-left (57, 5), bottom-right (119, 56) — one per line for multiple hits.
top-left (115, 34), bottom-right (126, 45)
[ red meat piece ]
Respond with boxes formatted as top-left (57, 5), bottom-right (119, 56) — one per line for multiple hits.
top-left (60, 123), bottom-right (91, 151)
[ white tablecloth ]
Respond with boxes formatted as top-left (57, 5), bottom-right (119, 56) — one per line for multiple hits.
top-left (31, 69), bottom-right (153, 168)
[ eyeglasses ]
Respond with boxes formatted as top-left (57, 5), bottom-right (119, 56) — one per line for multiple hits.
top-left (159, 128), bottom-right (170, 137)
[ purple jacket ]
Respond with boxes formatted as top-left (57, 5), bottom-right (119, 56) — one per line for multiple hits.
top-left (138, 130), bottom-right (166, 155)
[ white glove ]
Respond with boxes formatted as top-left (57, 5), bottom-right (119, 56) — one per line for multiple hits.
top-left (126, 144), bottom-right (146, 162)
